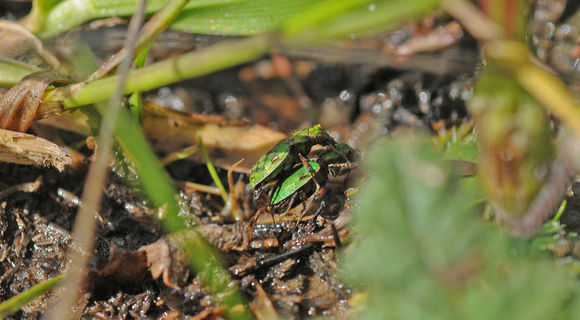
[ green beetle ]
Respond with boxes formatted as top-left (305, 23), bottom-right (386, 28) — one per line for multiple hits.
top-left (249, 124), bottom-right (339, 190)
top-left (270, 160), bottom-right (322, 209)
top-left (269, 143), bottom-right (358, 211)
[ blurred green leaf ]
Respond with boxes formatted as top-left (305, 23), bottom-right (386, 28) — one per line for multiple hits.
top-left (470, 70), bottom-right (554, 216)
top-left (172, 0), bottom-right (324, 35)
top-left (343, 135), bottom-right (576, 319)
top-left (36, 0), bottom-right (63, 12)
top-left (441, 128), bottom-right (479, 163)
top-left (283, 0), bottom-right (441, 40)
top-left (37, 0), bottom-right (250, 39)
top-left (37, 0), bottom-right (442, 42)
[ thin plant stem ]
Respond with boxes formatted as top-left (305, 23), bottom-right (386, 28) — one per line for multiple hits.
top-left (42, 35), bottom-right (271, 110)
top-left (517, 64), bottom-right (580, 138)
top-left (551, 200), bottom-right (567, 224)
top-left (442, 0), bottom-right (504, 42)
top-left (113, 105), bottom-right (252, 320)
top-left (199, 135), bottom-right (229, 203)
top-left (507, 159), bottom-right (572, 237)
top-left (177, 180), bottom-right (222, 195)
top-left (44, 1), bottom-right (147, 319)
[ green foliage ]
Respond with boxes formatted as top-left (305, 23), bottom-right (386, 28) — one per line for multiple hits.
top-left (128, 43), bottom-right (151, 121)
top-left (36, 0), bottom-right (441, 42)
top-left (35, 0), bottom-right (62, 12)
top-left (282, 0), bottom-right (440, 40)
top-left (172, 0), bottom-right (324, 35)
top-left (439, 127), bottom-right (485, 204)
top-left (342, 136), bottom-right (577, 319)
top-left (440, 128), bottom-right (479, 163)
top-left (198, 135), bottom-right (229, 203)
top-left (37, 0), bottom-right (318, 38)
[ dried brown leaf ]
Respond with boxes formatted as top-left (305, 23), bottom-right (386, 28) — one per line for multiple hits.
top-left (140, 235), bottom-right (190, 290)
top-left (0, 128), bottom-right (72, 171)
top-left (40, 102), bottom-right (286, 172)
top-left (0, 71), bottom-right (72, 132)
top-left (142, 102), bottom-right (286, 173)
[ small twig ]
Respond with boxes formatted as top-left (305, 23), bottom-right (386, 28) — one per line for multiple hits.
top-left (442, 0), bottom-right (504, 42)
top-left (0, 176), bottom-right (42, 200)
top-left (176, 180), bottom-right (222, 196)
top-left (159, 145), bottom-right (198, 165)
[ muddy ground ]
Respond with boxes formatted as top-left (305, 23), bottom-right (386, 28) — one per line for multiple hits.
top-left (1, 1), bottom-right (579, 319)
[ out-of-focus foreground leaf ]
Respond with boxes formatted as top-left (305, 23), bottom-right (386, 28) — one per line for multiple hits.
top-left (342, 136), bottom-right (578, 320)
top-left (172, 0), bottom-right (323, 35)
top-left (470, 70), bottom-right (554, 217)
top-left (37, 0), bottom-right (324, 39)
top-left (36, 0), bottom-right (441, 42)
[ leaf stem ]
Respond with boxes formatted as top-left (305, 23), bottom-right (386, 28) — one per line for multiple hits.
top-left (43, 35), bottom-right (270, 110)
top-left (199, 135), bottom-right (229, 203)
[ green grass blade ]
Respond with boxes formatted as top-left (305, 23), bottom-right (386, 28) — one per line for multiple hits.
top-left (128, 43), bottom-right (152, 121)
top-left (551, 200), bottom-right (567, 223)
top-left (0, 275), bottom-right (65, 319)
top-left (282, 0), bottom-right (373, 37)
top-left (285, 0), bottom-right (441, 40)
top-left (112, 106), bottom-right (252, 319)
top-left (198, 135), bottom-right (229, 203)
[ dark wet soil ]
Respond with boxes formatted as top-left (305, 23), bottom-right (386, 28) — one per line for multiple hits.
top-left (1, 1), bottom-right (580, 319)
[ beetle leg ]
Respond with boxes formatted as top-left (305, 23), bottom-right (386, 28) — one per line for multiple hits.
top-left (330, 222), bottom-right (342, 248)
top-left (245, 208), bottom-right (263, 243)
top-left (298, 153), bottom-right (321, 188)
top-left (283, 192), bottom-right (298, 216)
top-left (292, 186), bottom-right (325, 232)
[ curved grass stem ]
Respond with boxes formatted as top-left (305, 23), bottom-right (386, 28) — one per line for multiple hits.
top-left (42, 35), bottom-right (271, 110)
